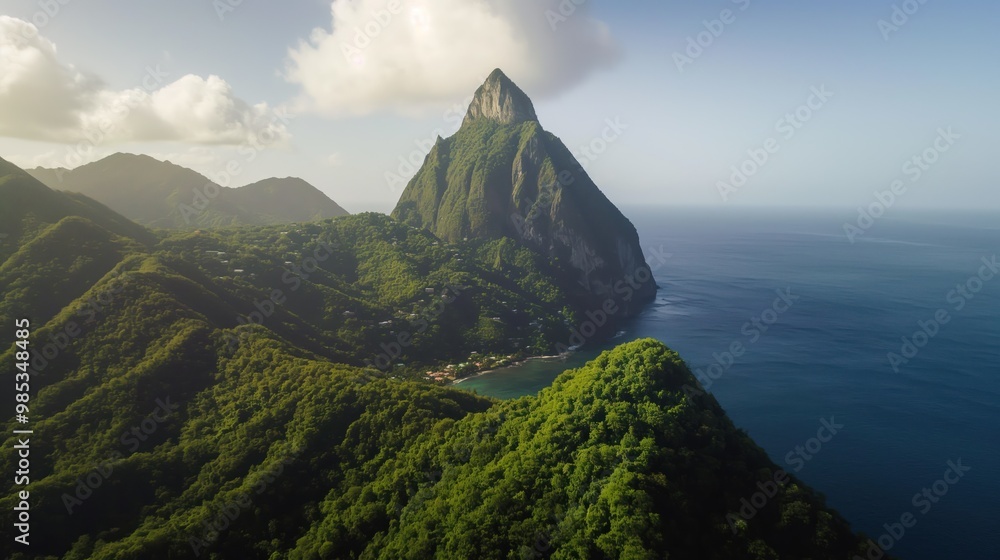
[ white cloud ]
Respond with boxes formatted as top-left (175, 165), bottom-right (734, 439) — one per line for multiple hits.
top-left (285, 0), bottom-right (619, 116)
top-left (0, 16), bottom-right (289, 146)
top-left (321, 152), bottom-right (344, 167)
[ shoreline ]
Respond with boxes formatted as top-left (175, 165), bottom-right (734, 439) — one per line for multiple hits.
top-left (450, 353), bottom-right (567, 385)
top-left (448, 328), bottom-right (635, 386)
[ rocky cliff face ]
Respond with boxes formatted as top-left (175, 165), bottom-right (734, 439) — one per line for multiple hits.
top-left (392, 69), bottom-right (656, 314)
top-left (462, 69), bottom-right (539, 126)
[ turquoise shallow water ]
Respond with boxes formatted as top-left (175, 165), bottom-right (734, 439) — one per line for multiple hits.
top-left (457, 207), bottom-right (1000, 559)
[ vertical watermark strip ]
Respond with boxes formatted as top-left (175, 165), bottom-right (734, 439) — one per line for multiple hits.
top-left (12, 318), bottom-right (33, 547)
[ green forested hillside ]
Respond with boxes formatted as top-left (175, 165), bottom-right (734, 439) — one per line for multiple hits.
top-left (0, 157), bottom-right (154, 262)
top-left (391, 70), bottom-right (656, 317)
top-left (0, 158), bottom-right (881, 559)
top-left (315, 340), bottom-right (874, 560)
top-left (2, 335), bottom-right (879, 559)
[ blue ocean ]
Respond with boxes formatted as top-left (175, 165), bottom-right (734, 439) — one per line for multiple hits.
top-left (459, 207), bottom-right (1000, 559)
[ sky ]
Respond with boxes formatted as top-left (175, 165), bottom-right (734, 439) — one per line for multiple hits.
top-left (0, 0), bottom-right (997, 213)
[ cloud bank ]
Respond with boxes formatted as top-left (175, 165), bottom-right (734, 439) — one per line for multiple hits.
top-left (0, 16), bottom-right (288, 146)
top-left (285, 0), bottom-right (619, 115)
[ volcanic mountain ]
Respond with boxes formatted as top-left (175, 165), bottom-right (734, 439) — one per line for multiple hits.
top-left (392, 69), bottom-right (656, 313)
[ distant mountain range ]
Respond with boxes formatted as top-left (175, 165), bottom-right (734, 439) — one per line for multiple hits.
top-left (27, 153), bottom-right (348, 229)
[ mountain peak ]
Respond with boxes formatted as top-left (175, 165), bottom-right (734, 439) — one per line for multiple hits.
top-left (393, 71), bottom-right (655, 316)
top-left (102, 152), bottom-right (159, 164)
top-left (463, 69), bottom-right (538, 126)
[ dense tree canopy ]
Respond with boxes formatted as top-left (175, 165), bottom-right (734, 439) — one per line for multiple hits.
top-left (0, 159), bottom-right (883, 559)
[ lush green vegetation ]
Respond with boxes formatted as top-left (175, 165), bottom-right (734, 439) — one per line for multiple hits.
top-left (321, 339), bottom-right (876, 560)
top-left (2, 157), bottom-right (579, 375)
top-left (391, 71), bottom-right (656, 314)
top-left (0, 157), bottom-right (883, 559)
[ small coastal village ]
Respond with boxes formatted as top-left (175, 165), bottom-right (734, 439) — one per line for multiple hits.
top-left (425, 351), bottom-right (532, 384)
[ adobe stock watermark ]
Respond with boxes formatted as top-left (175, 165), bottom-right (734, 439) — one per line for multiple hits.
top-left (727, 417), bottom-right (844, 534)
top-left (509, 158), bottom-right (646, 249)
top-left (673, 0), bottom-right (752, 72)
top-left (394, 417), bottom-right (506, 518)
top-left (510, 176), bottom-right (568, 240)
top-left (553, 253), bottom-right (669, 354)
top-left (545, 0), bottom-right (588, 31)
top-left (717, 85), bottom-right (834, 202)
top-left (384, 94), bottom-right (473, 193)
top-left (573, 118), bottom-right (627, 170)
top-left (886, 255), bottom-right (997, 373)
top-left (61, 397), bottom-right (180, 514)
top-left (364, 284), bottom-right (466, 371)
top-left (783, 417), bottom-right (845, 473)
top-left (213, 0), bottom-right (245, 22)
top-left (510, 119), bottom-right (628, 208)
top-left (11, 0), bottom-right (75, 48)
top-left (188, 444), bottom-right (306, 556)
top-left (391, 417), bottom-right (508, 517)
top-left (384, 131), bottom-right (445, 194)
top-left (878, 0), bottom-right (931, 42)
top-left (25, 270), bottom-right (129, 377)
top-left (854, 459), bottom-right (970, 559)
top-left (46, 65), bottom-right (170, 183)
top-left (685, 288), bottom-right (799, 396)
top-left (383, 113), bottom-right (624, 194)
top-left (224, 238), bottom-right (338, 353)
top-left (519, 499), bottom-right (592, 560)
top-left (843, 127), bottom-right (959, 243)
top-left (394, 469), bottom-right (444, 518)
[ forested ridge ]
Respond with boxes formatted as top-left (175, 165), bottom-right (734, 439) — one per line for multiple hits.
top-left (26, 153), bottom-right (349, 229)
top-left (0, 157), bottom-right (883, 559)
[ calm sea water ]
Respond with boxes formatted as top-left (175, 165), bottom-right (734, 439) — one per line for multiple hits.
top-left (458, 207), bottom-right (1000, 559)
